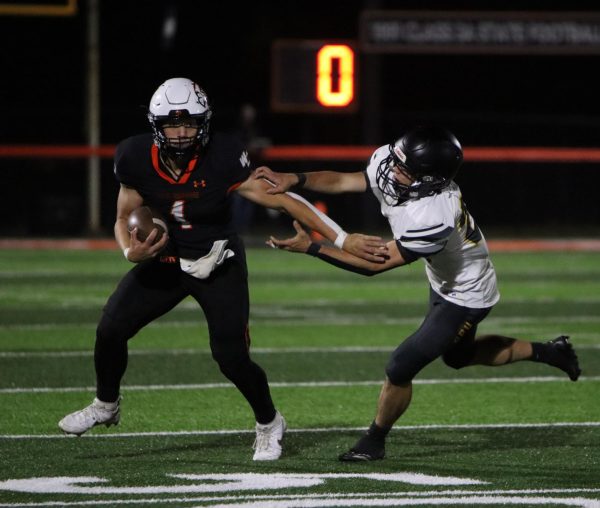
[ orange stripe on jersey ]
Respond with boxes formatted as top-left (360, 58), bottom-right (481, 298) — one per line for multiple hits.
top-left (227, 181), bottom-right (243, 194)
top-left (151, 145), bottom-right (176, 183)
top-left (151, 145), bottom-right (199, 184)
top-left (179, 155), bottom-right (199, 184)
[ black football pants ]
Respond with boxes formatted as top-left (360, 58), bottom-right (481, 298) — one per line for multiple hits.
top-left (385, 288), bottom-right (492, 384)
top-left (94, 253), bottom-right (276, 424)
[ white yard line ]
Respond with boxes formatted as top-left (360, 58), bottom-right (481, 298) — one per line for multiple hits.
top-left (0, 494), bottom-right (599, 508)
top-left (1, 421), bottom-right (600, 440)
top-left (3, 314), bottom-right (600, 331)
top-left (0, 346), bottom-right (395, 357)
top-left (1, 344), bottom-right (599, 358)
top-left (1, 376), bottom-right (598, 395)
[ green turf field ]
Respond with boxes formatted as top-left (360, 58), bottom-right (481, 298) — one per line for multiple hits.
top-left (0, 247), bottom-right (599, 507)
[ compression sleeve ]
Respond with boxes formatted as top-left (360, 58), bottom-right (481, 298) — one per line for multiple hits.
top-left (285, 191), bottom-right (345, 235)
top-left (395, 240), bottom-right (420, 264)
top-left (306, 243), bottom-right (397, 277)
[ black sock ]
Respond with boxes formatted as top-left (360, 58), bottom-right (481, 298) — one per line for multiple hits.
top-left (531, 340), bottom-right (569, 369)
top-left (366, 421), bottom-right (391, 442)
top-left (531, 341), bottom-right (567, 366)
top-left (530, 342), bottom-right (548, 363)
top-left (348, 421), bottom-right (389, 458)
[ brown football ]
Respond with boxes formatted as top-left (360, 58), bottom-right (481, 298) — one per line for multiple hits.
top-left (127, 206), bottom-right (167, 243)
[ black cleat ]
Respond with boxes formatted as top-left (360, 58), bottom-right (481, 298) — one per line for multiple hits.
top-left (338, 435), bottom-right (385, 462)
top-left (547, 335), bottom-right (581, 381)
top-left (339, 448), bottom-right (385, 462)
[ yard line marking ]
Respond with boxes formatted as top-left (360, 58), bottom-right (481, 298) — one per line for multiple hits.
top-left (195, 495), bottom-right (600, 507)
top-left (2, 421), bottom-right (600, 440)
top-left (1, 376), bottom-right (598, 394)
top-left (0, 347), bottom-right (392, 358)
top-left (0, 491), bottom-right (599, 507)
top-left (1, 344), bottom-right (599, 358)
top-left (1, 498), bottom-right (599, 508)
top-left (4, 314), bottom-right (600, 331)
top-left (0, 473), bottom-right (487, 495)
top-left (198, 495), bottom-right (600, 507)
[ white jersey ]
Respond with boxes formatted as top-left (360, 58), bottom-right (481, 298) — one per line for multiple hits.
top-left (365, 145), bottom-right (500, 309)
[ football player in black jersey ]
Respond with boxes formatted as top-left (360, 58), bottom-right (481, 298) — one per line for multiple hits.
top-left (58, 77), bottom-right (387, 461)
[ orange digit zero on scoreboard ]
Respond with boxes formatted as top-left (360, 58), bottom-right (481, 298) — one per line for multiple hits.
top-left (316, 44), bottom-right (354, 107)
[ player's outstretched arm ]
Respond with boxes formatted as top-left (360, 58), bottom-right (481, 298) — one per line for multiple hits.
top-left (252, 166), bottom-right (298, 194)
top-left (253, 166), bottom-right (367, 194)
top-left (269, 221), bottom-right (405, 276)
top-left (237, 177), bottom-right (387, 262)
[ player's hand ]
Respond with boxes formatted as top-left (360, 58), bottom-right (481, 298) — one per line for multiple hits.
top-left (126, 228), bottom-right (169, 262)
top-left (253, 166), bottom-right (297, 194)
top-left (267, 220), bottom-right (312, 253)
top-left (343, 233), bottom-right (389, 263)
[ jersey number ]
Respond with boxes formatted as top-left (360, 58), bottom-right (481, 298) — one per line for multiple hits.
top-left (171, 200), bottom-right (192, 230)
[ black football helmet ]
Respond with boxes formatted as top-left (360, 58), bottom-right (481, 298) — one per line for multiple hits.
top-left (375, 125), bottom-right (463, 206)
top-left (147, 77), bottom-right (212, 160)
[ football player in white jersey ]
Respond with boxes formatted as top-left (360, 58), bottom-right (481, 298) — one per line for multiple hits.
top-left (255, 125), bottom-right (581, 462)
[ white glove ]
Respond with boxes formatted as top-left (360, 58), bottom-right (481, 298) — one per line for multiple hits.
top-left (179, 240), bottom-right (235, 279)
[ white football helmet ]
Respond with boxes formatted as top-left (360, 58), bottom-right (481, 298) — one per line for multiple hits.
top-left (147, 77), bottom-right (212, 158)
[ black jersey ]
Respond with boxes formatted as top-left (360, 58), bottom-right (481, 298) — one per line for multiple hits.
top-left (114, 132), bottom-right (253, 259)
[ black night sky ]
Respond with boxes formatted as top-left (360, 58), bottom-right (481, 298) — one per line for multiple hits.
top-left (1, 0), bottom-right (600, 235)
top-left (3, 0), bottom-right (600, 146)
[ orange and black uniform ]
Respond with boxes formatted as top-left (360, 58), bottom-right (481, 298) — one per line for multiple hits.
top-left (95, 132), bottom-right (277, 423)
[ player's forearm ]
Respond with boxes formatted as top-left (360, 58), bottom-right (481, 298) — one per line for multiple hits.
top-left (304, 237), bottom-right (404, 274)
top-left (281, 196), bottom-right (338, 242)
top-left (301, 171), bottom-right (357, 193)
top-left (114, 218), bottom-right (130, 251)
top-left (306, 243), bottom-right (382, 276)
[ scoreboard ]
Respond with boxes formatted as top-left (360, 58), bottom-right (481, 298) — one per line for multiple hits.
top-left (269, 11), bottom-right (600, 114)
top-left (271, 39), bottom-right (358, 113)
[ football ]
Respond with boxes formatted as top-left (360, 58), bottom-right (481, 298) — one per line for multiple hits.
top-left (127, 206), bottom-right (167, 243)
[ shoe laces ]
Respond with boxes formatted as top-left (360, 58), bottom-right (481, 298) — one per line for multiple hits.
top-left (252, 416), bottom-right (282, 451)
top-left (252, 426), bottom-right (273, 452)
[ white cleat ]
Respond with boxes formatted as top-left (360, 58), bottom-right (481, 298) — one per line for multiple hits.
top-left (58, 397), bottom-right (121, 436)
top-left (252, 411), bottom-right (286, 461)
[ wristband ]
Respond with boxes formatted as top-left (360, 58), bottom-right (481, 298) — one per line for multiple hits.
top-left (334, 231), bottom-right (348, 249)
top-left (307, 243), bottom-right (321, 256)
top-left (294, 173), bottom-right (307, 188)
top-left (123, 248), bottom-right (130, 260)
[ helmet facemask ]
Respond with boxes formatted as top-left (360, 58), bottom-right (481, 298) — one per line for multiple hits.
top-left (375, 147), bottom-right (413, 206)
top-left (150, 110), bottom-right (211, 161)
